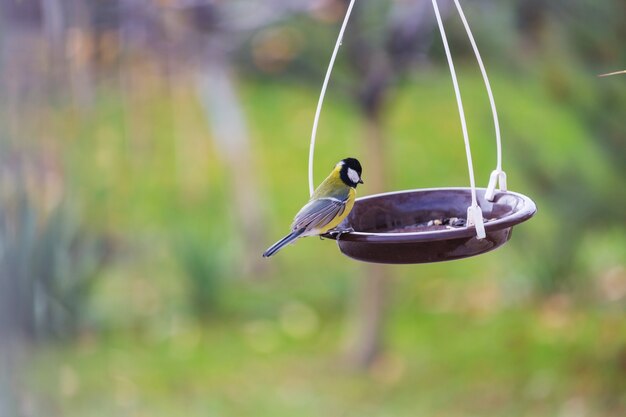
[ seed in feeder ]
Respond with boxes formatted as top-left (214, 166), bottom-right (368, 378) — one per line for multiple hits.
top-left (447, 217), bottom-right (466, 227)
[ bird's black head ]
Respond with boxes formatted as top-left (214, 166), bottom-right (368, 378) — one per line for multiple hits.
top-left (338, 157), bottom-right (364, 188)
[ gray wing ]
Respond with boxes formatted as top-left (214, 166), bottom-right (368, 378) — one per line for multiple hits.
top-left (291, 197), bottom-right (347, 233)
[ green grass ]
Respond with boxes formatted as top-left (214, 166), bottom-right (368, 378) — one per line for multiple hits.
top-left (25, 303), bottom-right (626, 417)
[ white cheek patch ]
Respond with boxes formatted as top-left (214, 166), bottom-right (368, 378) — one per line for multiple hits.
top-left (347, 168), bottom-right (360, 184)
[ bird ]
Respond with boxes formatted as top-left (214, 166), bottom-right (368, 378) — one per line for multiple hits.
top-left (263, 157), bottom-right (364, 258)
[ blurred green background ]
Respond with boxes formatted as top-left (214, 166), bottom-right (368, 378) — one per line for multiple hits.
top-left (1, 0), bottom-right (625, 416)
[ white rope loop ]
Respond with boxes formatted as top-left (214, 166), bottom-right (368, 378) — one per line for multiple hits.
top-left (485, 169), bottom-right (507, 201)
top-left (431, 0), bottom-right (485, 239)
top-left (308, 0), bottom-right (358, 197)
top-left (452, 0), bottom-right (506, 201)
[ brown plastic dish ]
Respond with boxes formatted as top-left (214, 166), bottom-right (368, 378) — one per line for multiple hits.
top-left (325, 187), bottom-right (536, 264)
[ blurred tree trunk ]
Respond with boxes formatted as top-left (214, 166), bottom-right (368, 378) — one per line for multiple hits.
top-left (515, 0), bottom-right (548, 56)
top-left (345, 115), bottom-right (390, 369)
top-left (41, 0), bottom-right (66, 103)
top-left (196, 57), bottom-right (266, 276)
top-left (341, 0), bottom-right (442, 369)
top-left (67, 0), bottom-right (94, 110)
top-left (343, 2), bottom-right (394, 368)
top-left (158, 1), bottom-right (269, 276)
top-left (0, 343), bottom-right (19, 417)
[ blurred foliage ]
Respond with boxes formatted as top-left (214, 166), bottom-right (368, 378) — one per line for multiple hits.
top-left (0, 0), bottom-right (625, 415)
top-left (172, 235), bottom-right (224, 323)
top-left (0, 154), bottom-right (107, 342)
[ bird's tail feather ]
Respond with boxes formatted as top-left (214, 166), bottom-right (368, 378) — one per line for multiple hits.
top-left (263, 229), bottom-right (305, 258)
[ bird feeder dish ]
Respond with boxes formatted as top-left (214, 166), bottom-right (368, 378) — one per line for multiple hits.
top-left (324, 188), bottom-right (536, 264)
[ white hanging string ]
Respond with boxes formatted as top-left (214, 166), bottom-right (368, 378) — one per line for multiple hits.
top-left (308, 0), bottom-right (358, 197)
top-left (452, 0), bottom-right (506, 201)
top-left (431, 0), bottom-right (485, 239)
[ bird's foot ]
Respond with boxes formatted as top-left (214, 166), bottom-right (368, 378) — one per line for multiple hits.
top-left (328, 227), bottom-right (354, 239)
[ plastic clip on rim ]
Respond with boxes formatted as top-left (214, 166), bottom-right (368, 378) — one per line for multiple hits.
top-left (485, 169), bottom-right (507, 201)
top-left (431, 0), bottom-right (485, 239)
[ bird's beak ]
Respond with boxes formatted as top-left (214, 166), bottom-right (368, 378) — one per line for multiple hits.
top-left (358, 179), bottom-right (364, 184)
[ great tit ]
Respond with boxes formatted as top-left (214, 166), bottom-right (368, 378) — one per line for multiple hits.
top-left (263, 157), bottom-right (364, 258)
